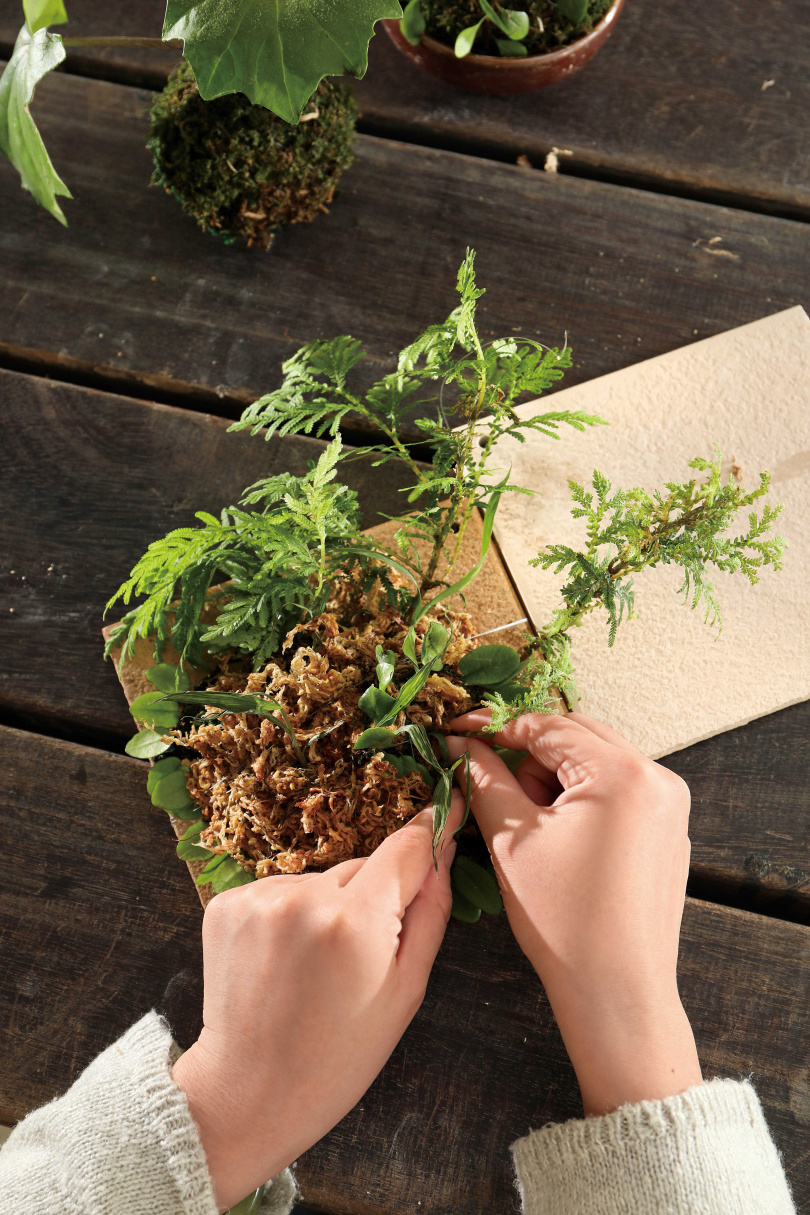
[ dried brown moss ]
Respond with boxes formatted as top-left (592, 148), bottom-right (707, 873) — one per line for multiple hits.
top-left (149, 61), bottom-right (357, 249)
top-left (421, 0), bottom-right (614, 55)
top-left (178, 585), bottom-right (479, 877)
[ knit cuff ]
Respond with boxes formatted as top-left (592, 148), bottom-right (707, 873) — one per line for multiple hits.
top-left (511, 1079), bottom-right (795, 1215)
top-left (0, 1012), bottom-right (297, 1215)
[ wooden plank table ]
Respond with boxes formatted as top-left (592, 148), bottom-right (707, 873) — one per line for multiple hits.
top-left (1, 1), bottom-right (809, 1211)
top-left (1, 0), bottom-right (808, 215)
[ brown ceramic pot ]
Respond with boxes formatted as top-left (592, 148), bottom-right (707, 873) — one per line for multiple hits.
top-left (382, 0), bottom-right (625, 94)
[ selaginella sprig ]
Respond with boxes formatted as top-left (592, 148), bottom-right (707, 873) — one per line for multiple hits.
top-left (483, 451), bottom-right (786, 731)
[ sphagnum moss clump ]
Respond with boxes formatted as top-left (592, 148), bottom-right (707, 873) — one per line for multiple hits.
top-left (148, 61), bottom-right (358, 249)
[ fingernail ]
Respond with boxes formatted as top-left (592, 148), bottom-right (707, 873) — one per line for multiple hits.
top-left (446, 735), bottom-right (468, 761)
top-left (439, 837), bottom-right (457, 872)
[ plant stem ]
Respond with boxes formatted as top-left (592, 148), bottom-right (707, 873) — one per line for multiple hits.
top-left (63, 36), bottom-right (184, 49)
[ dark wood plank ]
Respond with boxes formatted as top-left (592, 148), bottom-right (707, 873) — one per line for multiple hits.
top-left (1, 0), bottom-right (808, 216)
top-left (2, 367), bottom-right (808, 918)
top-left (0, 369), bottom-right (415, 744)
top-left (0, 70), bottom-right (808, 430)
top-left (2, 725), bottom-right (809, 1212)
top-left (0, 726), bottom-right (205, 1122)
top-left (663, 702), bottom-right (810, 923)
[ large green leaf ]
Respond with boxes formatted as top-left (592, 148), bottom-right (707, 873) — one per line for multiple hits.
top-left (163, 0), bottom-right (403, 125)
top-left (0, 24), bottom-right (71, 223)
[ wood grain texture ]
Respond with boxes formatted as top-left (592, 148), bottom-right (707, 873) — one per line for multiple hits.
top-left (663, 701), bottom-right (810, 921)
top-left (0, 70), bottom-right (808, 435)
top-left (1, 725), bottom-right (808, 1211)
top-left (2, 367), bottom-right (808, 917)
top-left (0, 369), bottom-right (415, 742)
top-left (1, 0), bottom-right (807, 215)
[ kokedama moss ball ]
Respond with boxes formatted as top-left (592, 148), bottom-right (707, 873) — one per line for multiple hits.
top-left (421, 0), bottom-right (614, 55)
top-left (148, 61), bottom-right (358, 249)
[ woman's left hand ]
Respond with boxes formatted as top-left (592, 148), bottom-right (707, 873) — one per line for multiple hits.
top-left (171, 797), bottom-right (460, 1211)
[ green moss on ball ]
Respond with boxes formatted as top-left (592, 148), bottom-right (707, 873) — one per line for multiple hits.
top-left (148, 62), bottom-right (358, 249)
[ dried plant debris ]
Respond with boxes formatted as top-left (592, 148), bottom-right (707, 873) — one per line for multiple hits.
top-left (179, 593), bottom-right (477, 876)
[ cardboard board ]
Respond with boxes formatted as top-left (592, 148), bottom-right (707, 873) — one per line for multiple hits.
top-left (490, 307), bottom-right (810, 758)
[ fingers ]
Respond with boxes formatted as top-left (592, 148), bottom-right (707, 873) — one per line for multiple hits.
top-left (451, 709), bottom-right (616, 786)
top-left (352, 792), bottom-right (463, 918)
top-left (395, 793), bottom-right (462, 976)
top-left (565, 712), bottom-right (643, 756)
top-left (446, 735), bottom-right (534, 849)
top-left (515, 753), bottom-right (558, 807)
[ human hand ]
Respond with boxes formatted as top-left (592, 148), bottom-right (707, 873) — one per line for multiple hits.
top-left (447, 711), bottom-right (701, 1117)
top-left (171, 798), bottom-right (460, 1211)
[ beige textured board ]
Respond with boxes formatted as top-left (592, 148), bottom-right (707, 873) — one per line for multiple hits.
top-left (491, 306), bottom-right (810, 759)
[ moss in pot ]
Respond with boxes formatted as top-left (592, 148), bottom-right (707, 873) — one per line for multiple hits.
top-left (387, 0), bottom-right (625, 93)
top-left (105, 252), bottom-right (785, 920)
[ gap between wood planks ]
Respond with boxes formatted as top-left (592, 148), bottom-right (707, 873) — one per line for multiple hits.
top-left (0, 49), bottom-right (807, 229)
top-left (0, 345), bottom-right (436, 462)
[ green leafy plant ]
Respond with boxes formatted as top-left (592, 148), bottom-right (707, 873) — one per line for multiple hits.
top-left (107, 251), bottom-right (785, 915)
top-left (0, 0), bottom-right (401, 222)
top-left (405, 0), bottom-right (613, 59)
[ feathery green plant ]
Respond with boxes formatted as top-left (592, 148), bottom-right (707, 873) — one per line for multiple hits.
top-left (107, 250), bottom-right (603, 676)
top-left (481, 453), bottom-right (786, 731)
top-left (106, 251), bottom-right (786, 902)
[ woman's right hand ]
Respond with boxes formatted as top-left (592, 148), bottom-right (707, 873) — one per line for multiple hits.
top-left (447, 710), bottom-right (702, 1117)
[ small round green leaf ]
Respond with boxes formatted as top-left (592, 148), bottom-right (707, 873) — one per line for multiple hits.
top-left (421, 620), bottom-right (450, 668)
top-left (212, 857), bottom-right (256, 892)
top-left (177, 839), bottom-right (214, 861)
top-left (501, 8), bottom-right (530, 38)
top-left (146, 663), bottom-right (191, 693)
top-left (495, 36), bottom-right (528, 55)
top-left (452, 855), bottom-right (504, 915)
top-left (455, 18), bottom-right (483, 57)
top-left (458, 645), bottom-right (522, 687)
top-left (400, 0), bottom-right (425, 45)
top-left (354, 727), bottom-right (399, 751)
top-left (150, 767), bottom-right (192, 811)
top-left (125, 729), bottom-right (171, 759)
top-left (170, 801), bottom-right (203, 821)
top-left (450, 883), bottom-right (482, 922)
top-left (358, 685), bottom-right (398, 723)
top-left (196, 853), bottom-right (228, 886)
top-left (177, 818), bottom-right (206, 842)
top-left (146, 756), bottom-right (182, 795)
top-left (129, 691), bottom-right (180, 730)
top-left (554, 0), bottom-right (588, 22)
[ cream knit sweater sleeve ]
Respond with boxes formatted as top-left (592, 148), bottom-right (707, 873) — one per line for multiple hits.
top-left (0, 1011), bottom-right (297, 1215)
top-left (512, 1078), bottom-right (796, 1215)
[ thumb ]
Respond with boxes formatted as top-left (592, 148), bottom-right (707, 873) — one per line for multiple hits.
top-left (446, 735), bottom-right (532, 851)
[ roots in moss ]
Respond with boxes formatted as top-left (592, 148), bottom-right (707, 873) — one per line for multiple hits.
top-left (148, 61), bottom-right (358, 249)
top-left (178, 585), bottom-right (480, 877)
top-left (420, 0), bottom-right (614, 55)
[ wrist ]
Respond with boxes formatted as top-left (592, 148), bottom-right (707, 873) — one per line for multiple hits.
top-left (172, 1039), bottom-right (269, 1212)
top-left (554, 991), bottom-right (702, 1117)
